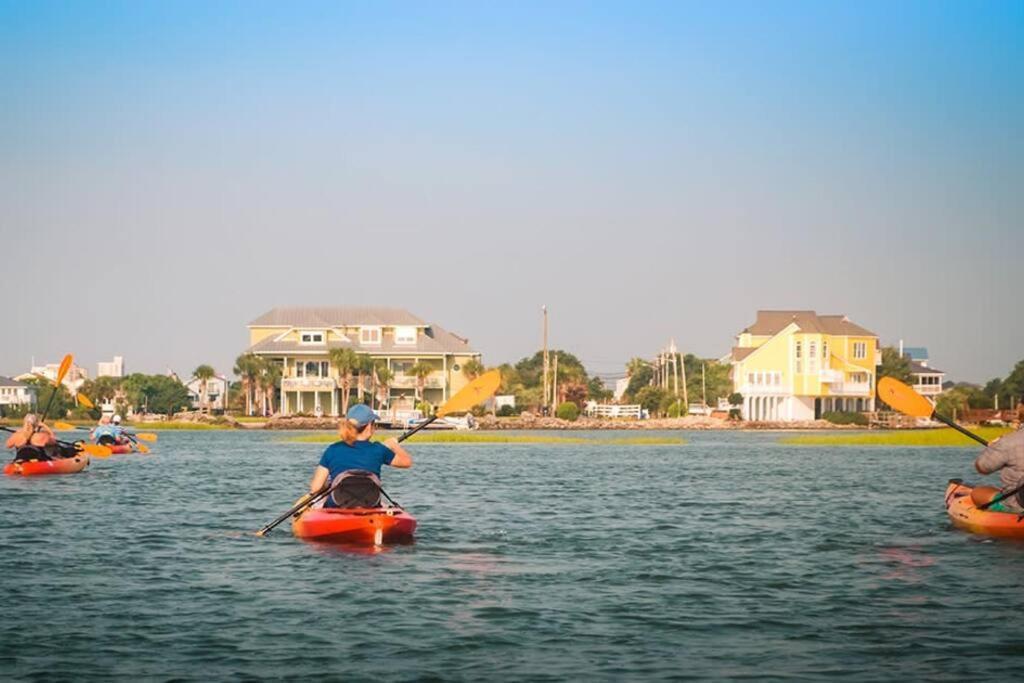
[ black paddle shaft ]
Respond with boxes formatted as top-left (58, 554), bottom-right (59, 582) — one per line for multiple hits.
top-left (255, 415), bottom-right (436, 536)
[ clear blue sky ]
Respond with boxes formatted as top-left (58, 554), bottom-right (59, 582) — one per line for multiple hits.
top-left (1, 1), bottom-right (1021, 383)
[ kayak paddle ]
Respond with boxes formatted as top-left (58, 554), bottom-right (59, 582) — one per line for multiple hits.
top-left (255, 369), bottom-right (501, 537)
top-left (876, 377), bottom-right (1024, 510)
top-left (38, 354), bottom-right (73, 427)
top-left (876, 377), bottom-right (989, 447)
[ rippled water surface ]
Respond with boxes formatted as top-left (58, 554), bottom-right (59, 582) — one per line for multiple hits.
top-left (2, 430), bottom-right (1022, 680)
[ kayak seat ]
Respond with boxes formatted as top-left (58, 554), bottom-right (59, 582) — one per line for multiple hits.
top-left (15, 446), bottom-right (52, 462)
top-left (329, 470), bottom-right (382, 509)
top-left (97, 435), bottom-right (116, 446)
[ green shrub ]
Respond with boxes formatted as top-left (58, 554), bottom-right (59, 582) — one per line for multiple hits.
top-left (666, 401), bottom-right (684, 418)
top-left (556, 402), bottom-right (580, 421)
top-left (416, 401), bottom-right (434, 417)
top-left (822, 411), bottom-right (868, 426)
top-left (728, 408), bottom-right (742, 420)
top-left (497, 404), bottom-right (516, 417)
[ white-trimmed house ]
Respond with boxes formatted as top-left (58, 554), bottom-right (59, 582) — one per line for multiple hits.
top-left (243, 307), bottom-right (482, 416)
top-left (901, 346), bottom-right (945, 401)
top-left (186, 374), bottom-right (229, 412)
top-left (0, 376), bottom-right (37, 414)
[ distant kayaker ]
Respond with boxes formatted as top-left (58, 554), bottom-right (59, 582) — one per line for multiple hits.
top-left (308, 404), bottom-right (412, 508)
top-left (972, 428), bottom-right (1024, 511)
top-left (92, 414), bottom-right (126, 446)
top-left (5, 413), bottom-right (57, 449)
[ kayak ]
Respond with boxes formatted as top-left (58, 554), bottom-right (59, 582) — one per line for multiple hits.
top-left (292, 505), bottom-right (417, 545)
top-left (945, 479), bottom-right (1024, 539)
top-left (105, 443), bottom-right (136, 455)
top-left (4, 452), bottom-right (90, 476)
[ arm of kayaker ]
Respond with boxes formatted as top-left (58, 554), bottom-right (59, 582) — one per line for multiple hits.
top-left (309, 465), bottom-right (330, 494)
top-left (976, 438), bottom-right (1007, 475)
top-left (384, 438), bottom-right (412, 468)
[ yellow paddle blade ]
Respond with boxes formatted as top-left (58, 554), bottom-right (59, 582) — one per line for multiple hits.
top-left (135, 443), bottom-right (151, 454)
top-left (76, 393), bottom-right (95, 409)
top-left (436, 369), bottom-right (501, 417)
top-left (877, 377), bottom-right (934, 418)
top-left (55, 354), bottom-right (73, 386)
top-left (134, 433), bottom-right (158, 442)
top-left (53, 421), bottom-right (76, 431)
top-left (79, 443), bottom-right (112, 457)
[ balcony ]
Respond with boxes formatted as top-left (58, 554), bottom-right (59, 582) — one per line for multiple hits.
top-left (281, 377), bottom-right (338, 391)
top-left (819, 369), bottom-right (843, 384)
top-left (737, 383), bottom-right (788, 396)
top-left (829, 382), bottom-right (871, 396)
top-left (390, 374), bottom-right (445, 390)
top-left (914, 383), bottom-right (942, 396)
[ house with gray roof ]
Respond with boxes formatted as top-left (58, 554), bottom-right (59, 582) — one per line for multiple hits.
top-left (243, 307), bottom-right (482, 416)
top-left (0, 376), bottom-right (37, 414)
top-left (899, 345), bottom-right (945, 401)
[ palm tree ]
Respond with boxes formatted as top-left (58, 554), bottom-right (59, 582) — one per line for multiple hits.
top-left (408, 361), bottom-right (434, 403)
top-left (462, 358), bottom-right (485, 381)
top-left (233, 353), bottom-right (260, 416)
top-left (356, 354), bottom-right (374, 403)
top-left (258, 361), bottom-right (281, 416)
top-left (329, 348), bottom-right (361, 415)
top-left (374, 363), bottom-right (393, 410)
top-left (193, 365), bottom-right (216, 414)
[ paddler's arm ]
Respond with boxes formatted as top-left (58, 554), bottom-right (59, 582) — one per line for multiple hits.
top-left (384, 438), bottom-right (412, 468)
top-left (976, 437), bottom-right (1007, 475)
top-left (309, 465), bottom-right (330, 494)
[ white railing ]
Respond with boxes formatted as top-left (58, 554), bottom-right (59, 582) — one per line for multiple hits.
top-left (819, 369), bottom-right (843, 383)
top-left (914, 383), bottom-right (942, 396)
top-left (830, 382), bottom-right (871, 396)
top-left (585, 403), bottom-right (641, 419)
top-left (390, 374), bottom-right (444, 390)
top-left (281, 377), bottom-right (338, 391)
top-left (737, 384), bottom-right (788, 396)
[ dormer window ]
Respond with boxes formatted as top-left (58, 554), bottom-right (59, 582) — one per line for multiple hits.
top-left (300, 331), bottom-right (324, 344)
top-left (360, 326), bottom-right (381, 345)
top-left (394, 326), bottom-right (417, 345)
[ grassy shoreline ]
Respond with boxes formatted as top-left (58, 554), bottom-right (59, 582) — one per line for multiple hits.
top-left (286, 432), bottom-right (686, 445)
top-left (781, 427), bottom-right (1012, 447)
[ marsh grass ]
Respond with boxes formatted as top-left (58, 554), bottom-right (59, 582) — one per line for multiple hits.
top-left (781, 427), bottom-right (1012, 447)
top-left (287, 432), bottom-right (686, 446)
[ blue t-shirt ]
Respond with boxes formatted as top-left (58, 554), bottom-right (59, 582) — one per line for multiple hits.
top-left (319, 440), bottom-right (395, 482)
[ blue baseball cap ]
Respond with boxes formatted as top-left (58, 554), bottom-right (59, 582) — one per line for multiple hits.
top-left (346, 403), bottom-right (379, 428)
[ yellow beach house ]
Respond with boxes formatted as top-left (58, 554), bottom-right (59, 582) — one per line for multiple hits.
top-left (244, 307), bottom-right (481, 416)
top-left (730, 310), bottom-right (880, 422)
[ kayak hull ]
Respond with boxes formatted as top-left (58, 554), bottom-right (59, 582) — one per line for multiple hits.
top-left (106, 443), bottom-right (135, 455)
top-left (292, 506), bottom-right (417, 545)
top-left (4, 454), bottom-right (90, 476)
top-left (945, 480), bottom-right (1024, 539)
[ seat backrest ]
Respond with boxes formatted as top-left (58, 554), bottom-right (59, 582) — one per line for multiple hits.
top-left (330, 470), bottom-right (382, 508)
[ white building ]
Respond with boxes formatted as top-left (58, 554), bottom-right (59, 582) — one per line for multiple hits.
top-left (16, 361), bottom-right (88, 395)
top-left (0, 376), bottom-right (37, 413)
top-left (97, 356), bottom-right (125, 378)
top-left (901, 346), bottom-right (945, 401)
top-left (186, 374), bottom-right (229, 412)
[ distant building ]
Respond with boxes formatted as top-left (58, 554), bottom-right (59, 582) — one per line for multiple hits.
top-left (243, 306), bottom-right (481, 416)
top-left (16, 361), bottom-right (88, 395)
top-left (730, 310), bottom-right (880, 421)
top-left (613, 377), bottom-right (630, 401)
top-left (0, 376), bottom-right (37, 413)
top-left (97, 356), bottom-right (125, 378)
top-left (186, 374), bottom-right (229, 412)
top-left (900, 345), bottom-right (945, 400)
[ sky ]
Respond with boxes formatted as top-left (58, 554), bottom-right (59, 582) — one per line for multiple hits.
top-left (0, 1), bottom-right (1021, 384)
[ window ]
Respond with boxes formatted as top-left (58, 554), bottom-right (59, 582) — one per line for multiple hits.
top-left (300, 331), bottom-right (324, 344)
top-left (795, 341), bottom-right (803, 374)
top-left (747, 373), bottom-right (754, 385)
top-left (394, 326), bottom-right (417, 345)
top-left (853, 342), bottom-right (867, 360)
top-left (808, 342), bottom-right (818, 374)
top-left (822, 341), bottom-right (828, 360)
top-left (360, 327), bottom-right (381, 345)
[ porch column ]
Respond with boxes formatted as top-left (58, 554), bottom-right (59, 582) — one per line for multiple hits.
top-left (332, 388), bottom-right (337, 417)
top-left (443, 355), bottom-right (448, 402)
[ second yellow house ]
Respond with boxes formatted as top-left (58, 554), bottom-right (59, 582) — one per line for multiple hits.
top-left (730, 310), bottom-right (879, 422)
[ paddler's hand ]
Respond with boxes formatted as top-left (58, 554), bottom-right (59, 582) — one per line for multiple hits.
top-left (383, 437), bottom-right (400, 452)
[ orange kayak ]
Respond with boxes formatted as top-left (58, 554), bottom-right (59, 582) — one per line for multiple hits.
top-left (945, 480), bottom-right (1024, 539)
top-left (4, 453), bottom-right (90, 476)
top-left (292, 506), bottom-right (417, 545)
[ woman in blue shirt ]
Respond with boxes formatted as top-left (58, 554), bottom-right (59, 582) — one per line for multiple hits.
top-left (309, 404), bottom-right (413, 507)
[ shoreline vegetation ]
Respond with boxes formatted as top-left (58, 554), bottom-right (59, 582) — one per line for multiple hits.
top-left (286, 432), bottom-right (687, 445)
top-left (781, 427), bottom-right (1012, 447)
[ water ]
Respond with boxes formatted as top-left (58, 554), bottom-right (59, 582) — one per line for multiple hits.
top-left (1, 430), bottom-right (1022, 680)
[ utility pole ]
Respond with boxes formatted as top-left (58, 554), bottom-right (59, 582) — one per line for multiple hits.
top-left (681, 353), bottom-right (689, 408)
top-left (542, 305), bottom-right (549, 415)
top-left (552, 353), bottom-right (559, 408)
top-left (701, 362), bottom-right (707, 409)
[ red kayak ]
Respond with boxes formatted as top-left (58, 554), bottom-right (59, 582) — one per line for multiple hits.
top-left (292, 506), bottom-right (417, 545)
top-left (104, 443), bottom-right (135, 455)
top-left (4, 453), bottom-right (89, 476)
